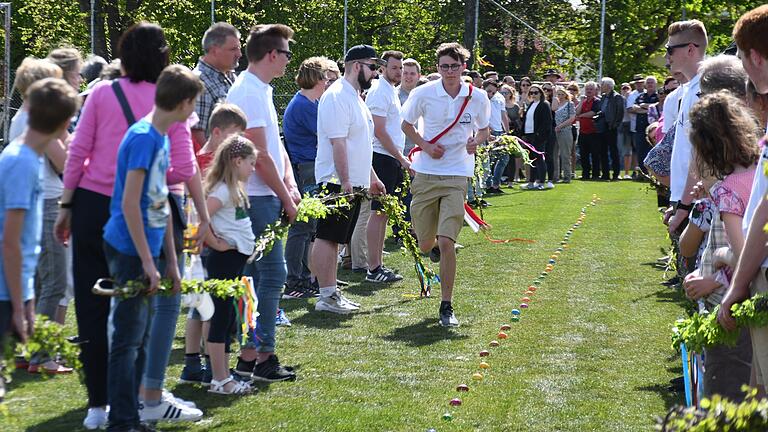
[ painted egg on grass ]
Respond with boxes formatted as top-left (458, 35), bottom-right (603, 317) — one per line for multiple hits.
top-left (525, 290), bottom-right (535, 295)
top-left (457, 384), bottom-right (469, 392)
top-left (479, 362), bottom-right (490, 369)
top-left (520, 303), bottom-right (529, 309)
top-left (450, 398), bottom-right (462, 406)
top-left (472, 372), bottom-right (484, 381)
top-left (479, 350), bottom-right (490, 357)
top-left (498, 332), bottom-right (508, 339)
top-left (443, 413), bottom-right (453, 421)
top-left (521, 297), bottom-right (531, 303)
top-left (511, 316), bottom-right (520, 322)
top-left (489, 340), bottom-right (500, 347)
top-left (511, 309), bottom-right (521, 315)
top-left (501, 324), bottom-right (512, 331)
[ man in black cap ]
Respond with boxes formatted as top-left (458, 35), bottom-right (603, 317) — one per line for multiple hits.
top-left (543, 68), bottom-right (561, 85)
top-left (312, 45), bottom-right (387, 314)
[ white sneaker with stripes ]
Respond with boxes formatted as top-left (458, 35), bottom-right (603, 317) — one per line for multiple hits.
top-left (139, 398), bottom-right (203, 423)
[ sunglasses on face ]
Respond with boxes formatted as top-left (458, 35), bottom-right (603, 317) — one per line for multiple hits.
top-left (276, 49), bottom-right (293, 60)
top-left (356, 62), bottom-right (378, 71)
top-left (500, 91), bottom-right (511, 95)
top-left (529, 91), bottom-right (540, 95)
top-left (665, 42), bottom-right (699, 55)
top-left (438, 63), bottom-right (462, 71)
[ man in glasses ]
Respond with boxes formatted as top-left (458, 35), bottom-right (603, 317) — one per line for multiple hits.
top-left (401, 42), bottom-right (490, 327)
top-left (225, 23), bottom-right (299, 382)
top-left (312, 45), bottom-right (387, 314)
top-left (664, 19), bottom-right (708, 235)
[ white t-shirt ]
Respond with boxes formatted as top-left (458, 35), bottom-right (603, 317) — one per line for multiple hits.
top-left (366, 78), bottom-right (404, 157)
top-left (669, 73), bottom-right (701, 202)
top-left (524, 101), bottom-right (539, 134)
top-left (489, 92), bottom-right (505, 132)
top-left (209, 182), bottom-right (255, 255)
top-left (226, 71), bottom-right (286, 197)
top-left (662, 87), bottom-right (682, 134)
top-left (316, 78), bottom-right (374, 187)
top-left (10, 108), bottom-right (63, 200)
top-left (626, 90), bottom-right (641, 132)
top-left (401, 79), bottom-right (490, 177)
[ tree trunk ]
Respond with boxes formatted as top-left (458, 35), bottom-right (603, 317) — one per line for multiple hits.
top-left (78, 0), bottom-right (109, 59)
top-left (463, 0), bottom-right (476, 69)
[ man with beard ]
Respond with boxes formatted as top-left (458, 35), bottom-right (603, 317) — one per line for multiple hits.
top-left (312, 45), bottom-right (387, 313)
top-left (401, 42), bottom-right (490, 327)
top-left (365, 50), bottom-right (407, 283)
top-left (192, 22), bottom-right (242, 151)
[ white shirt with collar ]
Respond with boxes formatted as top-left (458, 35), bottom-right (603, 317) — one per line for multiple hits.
top-left (366, 77), bottom-right (405, 158)
top-left (662, 86), bottom-right (683, 134)
top-left (626, 90), bottom-right (641, 132)
top-left (401, 79), bottom-right (491, 177)
top-left (489, 92), bottom-right (505, 132)
top-left (315, 78), bottom-right (374, 187)
top-left (226, 70), bottom-right (286, 197)
top-left (669, 73), bottom-right (701, 202)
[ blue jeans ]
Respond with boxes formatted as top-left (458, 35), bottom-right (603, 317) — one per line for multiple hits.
top-left (141, 252), bottom-right (183, 391)
top-left (488, 154), bottom-right (510, 188)
top-left (243, 195), bottom-right (286, 353)
top-left (284, 162), bottom-right (316, 285)
top-left (104, 242), bottom-right (154, 432)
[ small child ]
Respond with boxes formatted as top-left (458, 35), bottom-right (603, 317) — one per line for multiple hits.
top-left (102, 64), bottom-right (203, 430)
top-left (0, 78), bottom-right (80, 399)
top-left (203, 134), bottom-right (257, 395)
top-left (181, 103), bottom-right (247, 385)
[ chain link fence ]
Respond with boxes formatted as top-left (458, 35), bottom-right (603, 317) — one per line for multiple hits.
top-left (0, 3), bottom-right (14, 147)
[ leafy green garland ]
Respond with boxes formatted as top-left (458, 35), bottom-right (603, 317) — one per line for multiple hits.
top-left (92, 278), bottom-right (247, 299)
top-left (672, 292), bottom-right (768, 352)
top-left (252, 186), bottom-right (439, 296)
top-left (473, 135), bottom-right (534, 189)
top-left (656, 387), bottom-right (768, 431)
top-left (2, 316), bottom-right (82, 381)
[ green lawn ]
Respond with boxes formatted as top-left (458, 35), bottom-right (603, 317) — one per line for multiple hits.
top-left (2, 180), bottom-right (688, 431)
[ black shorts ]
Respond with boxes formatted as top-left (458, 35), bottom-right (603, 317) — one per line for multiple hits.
top-left (314, 183), bottom-right (362, 244)
top-left (205, 249), bottom-right (248, 344)
top-left (371, 152), bottom-right (402, 211)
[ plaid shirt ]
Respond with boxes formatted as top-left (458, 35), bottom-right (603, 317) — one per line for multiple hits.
top-left (698, 208), bottom-right (729, 309)
top-left (193, 59), bottom-right (236, 137)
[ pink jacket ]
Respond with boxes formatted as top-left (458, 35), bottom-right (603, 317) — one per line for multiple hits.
top-left (64, 77), bottom-right (197, 197)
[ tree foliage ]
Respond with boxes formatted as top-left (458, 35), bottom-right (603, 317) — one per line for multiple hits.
top-left (7, 0), bottom-right (766, 87)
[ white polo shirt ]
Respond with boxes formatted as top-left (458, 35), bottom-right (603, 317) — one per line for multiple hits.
top-left (489, 92), bottom-right (505, 132)
top-left (401, 79), bottom-right (491, 177)
top-left (743, 135), bottom-right (768, 267)
top-left (316, 78), bottom-right (374, 187)
top-left (669, 73), bottom-right (701, 202)
top-left (366, 78), bottom-right (404, 158)
top-left (226, 70), bottom-right (286, 197)
top-left (662, 86), bottom-right (682, 134)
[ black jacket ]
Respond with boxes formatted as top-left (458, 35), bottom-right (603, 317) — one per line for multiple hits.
top-left (601, 91), bottom-right (625, 131)
top-left (524, 100), bottom-right (553, 146)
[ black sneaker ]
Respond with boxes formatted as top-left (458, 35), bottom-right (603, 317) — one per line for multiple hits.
top-left (252, 355), bottom-right (296, 383)
top-left (429, 246), bottom-right (441, 263)
top-left (439, 302), bottom-right (459, 327)
top-left (282, 283), bottom-right (314, 300)
top-left (179, 365), bottom-right (205, 384)
top-left (306, 279), bottom-right (320, 297)
top-left (336, 278), bottom-right (350, 287)
top-left (234, 356), bottom-right (256, 378)
top-left (365, 266), bottom-right (403, 283)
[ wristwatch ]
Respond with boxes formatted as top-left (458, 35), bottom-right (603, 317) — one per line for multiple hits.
top-left (58, 200), bottom-right (73, 209)
top-left (675, 202), bottom-right (692, 212)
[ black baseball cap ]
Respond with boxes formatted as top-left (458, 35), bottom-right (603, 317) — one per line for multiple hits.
top-left (344, 45), bottom-right (387, 66)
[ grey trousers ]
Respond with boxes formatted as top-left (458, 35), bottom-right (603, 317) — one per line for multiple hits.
top-left (34, 198), bottom-right (69, 318)
top-left (284, 162), bottom-right (317, 284)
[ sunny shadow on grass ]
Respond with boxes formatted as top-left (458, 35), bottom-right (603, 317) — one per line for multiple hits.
top-left (1, 180), bottom-right (689, 431)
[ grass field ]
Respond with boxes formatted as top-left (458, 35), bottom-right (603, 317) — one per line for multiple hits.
top-left (1, 180), bottom-right (688, 431)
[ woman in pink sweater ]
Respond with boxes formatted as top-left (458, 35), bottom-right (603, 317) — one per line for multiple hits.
top-left (54, 22), bottom-right (209, 428)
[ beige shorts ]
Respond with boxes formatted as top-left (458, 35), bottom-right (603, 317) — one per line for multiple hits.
top-left (750, 268), bottom-right (768, 387)
top-left (410, 173), bottom-right (468, 244)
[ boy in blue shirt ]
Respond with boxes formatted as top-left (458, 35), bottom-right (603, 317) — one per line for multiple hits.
top-left (102, 64), bottom-right (202, 431)
top-left (0, 78), bottom-right (80, 400)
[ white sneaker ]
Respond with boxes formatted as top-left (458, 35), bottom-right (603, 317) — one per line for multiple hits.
top-left (83, 407), bottom-right (109, 430)
top-left (522, 182), bottom-right (535, 190)
top-left (316, 292), bottom-right (358, 314)
top-left (338, 291), bottom-right (360, 309)
top-left (544, 181), bottom-right (554, 189)
top-left (162, 389), bottom-right (196, 408)
top-left (139, 398), bottom-right (203, 423)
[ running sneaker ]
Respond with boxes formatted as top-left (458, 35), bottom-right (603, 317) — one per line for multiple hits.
top-left (315, 291), bottom-right (358, 314)
top-left (365, 266), bottom-right (403, 283)
top-left (178, 365), bottom-right (206, 385)
top-left (161, 390), bottom-right (196, 409)
top-left (339, 291), bottom-right (360, 308)
top-left (83, 406), bottom-right (109, 430)
top-left (281, 283), bottom-right (314, 300)
top-left (252, 354), bottom-right (296, 383)
top-left (439, 303), bottom-right (460, 327)
top-left (276, 308), bottom-right (292, 327)
top-left (234, 357), bottom-right (256, 378)
top-left (139, 398), bottom-right (203, 423)
top-left (544, 181), bottom-right (555, 189)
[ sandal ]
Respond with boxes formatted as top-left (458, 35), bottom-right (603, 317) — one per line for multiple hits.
top-left (208, 376), bottom-right (251, 395)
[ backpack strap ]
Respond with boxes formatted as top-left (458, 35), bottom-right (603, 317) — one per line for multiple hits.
top-left (112, 80), bottom-right (136, 125)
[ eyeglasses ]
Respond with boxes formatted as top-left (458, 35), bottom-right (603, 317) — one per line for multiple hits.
top-left (276, 49), bottom-right (293, 60)
top-left (357, 62), bottom-right (379, 72)
top-left (438, 63), bottom-right (462, 72)
top-left (500, 91), bottom-right (511, 95)
top-left (665, 42), bottom-right (699, 55)
top-left (529, 91), bottom-right (540, 95)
